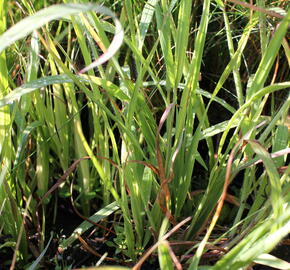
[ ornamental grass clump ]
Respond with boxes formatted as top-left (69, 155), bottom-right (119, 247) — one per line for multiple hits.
top-left (0, 0), bottom-right (289, 269)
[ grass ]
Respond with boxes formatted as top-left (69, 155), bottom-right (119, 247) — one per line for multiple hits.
top-left (0, 0), bottom-right (289, 269)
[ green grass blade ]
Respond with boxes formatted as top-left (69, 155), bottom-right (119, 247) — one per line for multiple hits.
top-left (221, 6), bottom-right (244, 106)
top-left (212, 207), bottom-right (290, 270)
top-left (218, 82), bottom-right (290, 156)
top-left (246, 140), bottom-right (283, 219)
top-left (0, 4), bottom-right (124, 72)
top-left (27, 232), bottom-right (53, 270)
top-left (272, 125), bottom-right (288, 167)
top-left (0, 74), bottom-right (129, 108)
top-left (138, 0), bottom-right (158, 51)
top-left (174, 0), bottom-right (192, 87)
top-left (158, 241), bottom-right (175, 270)
top-left (254, 253), bottom-right (290, 270)
top-left (247, 9), bottom-right (290, 100)
top-left (58, 201), bottom-right (119, 251)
